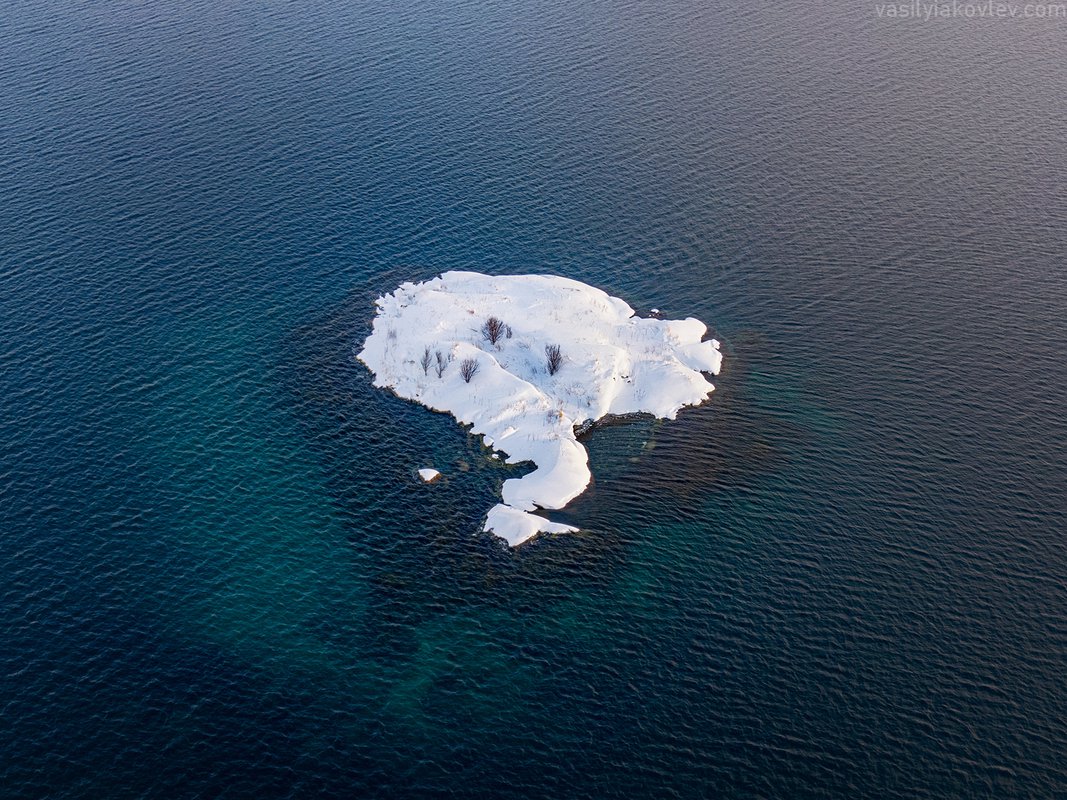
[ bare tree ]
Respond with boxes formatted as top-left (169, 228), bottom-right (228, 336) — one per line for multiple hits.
top-left (434, 350), bottom-right (447, 378)
top-left (460, 357), bottom-right (480, 383)
top-left (419, 346), bottom-right (432, 375)
top-left (481, 316), bottom-right (506, 346)
top-left (545, 344), bottom-right (563, 375)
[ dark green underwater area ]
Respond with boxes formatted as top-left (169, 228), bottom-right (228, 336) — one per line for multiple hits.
top-left (1, 0), bottom-right (1065, 797)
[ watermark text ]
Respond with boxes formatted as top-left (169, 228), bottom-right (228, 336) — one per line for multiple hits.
top-left (875, 0), bottom-right (1066, 18)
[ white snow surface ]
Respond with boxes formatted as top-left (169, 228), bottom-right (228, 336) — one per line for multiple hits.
top-left (418, 468), bottom-right (440, 482)
top-left (358, 271), bottom-right (723, 546)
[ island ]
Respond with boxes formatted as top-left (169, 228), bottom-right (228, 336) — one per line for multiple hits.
top-left (358, 271), bottom-right (723, 546)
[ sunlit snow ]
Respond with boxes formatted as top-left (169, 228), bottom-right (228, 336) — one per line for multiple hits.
top-left (358, 271), bottom-right (722, 546)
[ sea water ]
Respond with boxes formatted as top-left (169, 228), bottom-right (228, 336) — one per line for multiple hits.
top-left (1, 0), bottom-right (1065, 796)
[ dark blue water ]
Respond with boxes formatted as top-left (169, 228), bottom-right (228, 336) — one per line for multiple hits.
top-left (2, 1), bottom-right (1065, 797)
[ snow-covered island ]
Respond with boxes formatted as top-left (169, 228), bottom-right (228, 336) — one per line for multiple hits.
top-left (358, 271), bottom-right (723, 546)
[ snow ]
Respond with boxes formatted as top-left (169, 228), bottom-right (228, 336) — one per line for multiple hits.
top-left (358, 271), bottom-right (723, 546)
top-left (484, 504), bottom-right (579, 547)
top-left (418, 468), bottom-right (441, 482)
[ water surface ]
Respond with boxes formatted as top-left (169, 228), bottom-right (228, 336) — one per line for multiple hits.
top-left (2, 1), bottom-right (1065, 797)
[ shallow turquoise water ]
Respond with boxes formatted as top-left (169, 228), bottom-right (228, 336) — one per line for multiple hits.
top-left (2, 0), bottom-right (1066, 797)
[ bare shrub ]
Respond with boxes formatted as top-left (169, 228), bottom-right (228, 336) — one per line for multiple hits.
top-left (460, 357), bottom-right (480, 383)
top-left (420, 346), bottom-right (432, 375)
top-left (505, 323), bottom-right (513, 339)
top-left (434, 350), bottom-right (447, 378)
top-left (545, 344), bottom-right (563, 375)
top-left (481, 316), bottom-right (506, 346)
